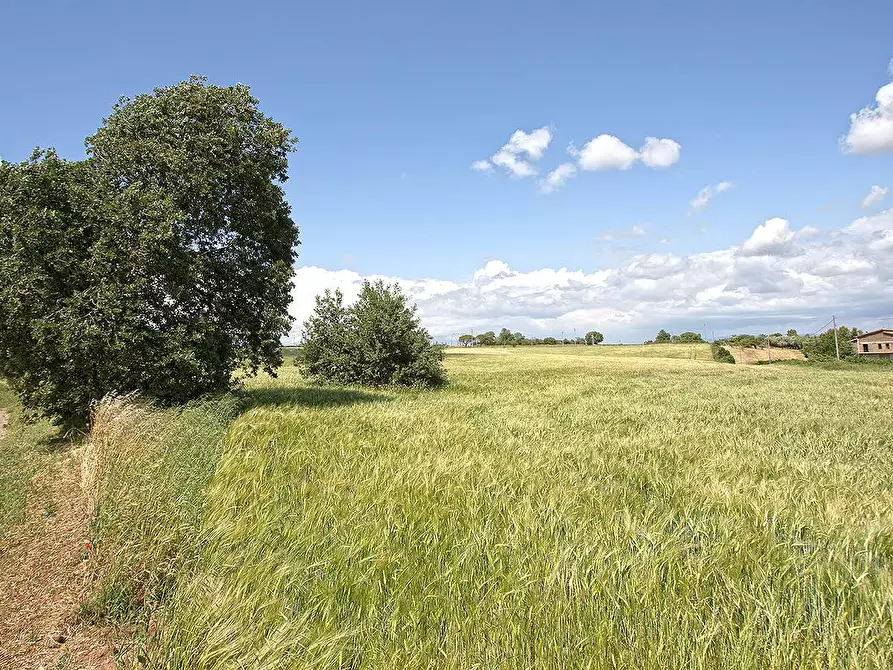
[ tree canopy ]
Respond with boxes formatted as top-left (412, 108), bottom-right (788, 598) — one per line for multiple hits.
top-left (0, 77), bottom-right (299, 428)
top-left (585, 331), bottom-right (604, 345)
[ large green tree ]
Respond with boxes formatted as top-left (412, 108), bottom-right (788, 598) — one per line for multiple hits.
top-left (0, 77), bottom-right (299, 428)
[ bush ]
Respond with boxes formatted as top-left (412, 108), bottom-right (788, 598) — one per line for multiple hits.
top-left (301, 280), bottom-right (446, 389)
top-left (711, 342), bottom-right (736, 364)
top-left (0, 77), bottom-right (298, 429)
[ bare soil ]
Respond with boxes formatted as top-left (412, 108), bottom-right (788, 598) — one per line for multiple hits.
top-left (0, 445), bottom-right (117, 670)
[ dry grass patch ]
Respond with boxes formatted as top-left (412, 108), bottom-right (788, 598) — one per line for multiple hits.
top-left (728, 346), bottom-right (805, 364)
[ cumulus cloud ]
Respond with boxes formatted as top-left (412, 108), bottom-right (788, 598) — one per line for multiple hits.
top-left (571, 134), bottom-right (681, 172)
top-left (862, 184), bottom-right (888, 208)
top-left (477, 128), bottom-right (681, 192)
top-left (738, 217), bottom-right (797, 256)
top-left (639, 137), bottom-right (682, 168)
top-left (574, 135), bottom-right (640, 171)
top-left (474, 126), bottom-right (552, 177)
top-left (842, 64), bottom-right (893, 154)
top-left (288, 210), bottom-right (893, 343)
top-left (539, 162), bottom-right (577, 193)
top-left (689, 181), bottom-right (733, 213)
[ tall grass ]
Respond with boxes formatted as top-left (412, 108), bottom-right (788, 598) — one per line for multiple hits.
top-left (123, 348), bottom-right (893, 668)
top-left (0, 379), bottom-right (58, 533)
top-left (83, 395), bottom-right (241, 624)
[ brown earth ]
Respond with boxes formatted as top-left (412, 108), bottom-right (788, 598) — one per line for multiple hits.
top-left (0, 444), bottom-right (118, 670)
top-left (0, 410), bottom-right (7, 441)
top-left (728, 346), bottom-right (806, 365)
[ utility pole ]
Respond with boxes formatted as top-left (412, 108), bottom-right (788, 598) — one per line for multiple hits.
top-left (767, 336), bottom-right (772, 364)
top-left (832, 315), bottom-right (840, 360)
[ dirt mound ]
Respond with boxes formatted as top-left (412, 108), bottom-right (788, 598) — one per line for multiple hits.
top-left (728, 346), bottom-right (806, 365)
top-left (0, 447), bottom-right (117, 670)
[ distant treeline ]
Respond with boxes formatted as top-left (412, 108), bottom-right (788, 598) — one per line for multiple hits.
top-left (644, 330), bottom-right (705, 344)
top-left (457, 328), bottom-right (604, 347)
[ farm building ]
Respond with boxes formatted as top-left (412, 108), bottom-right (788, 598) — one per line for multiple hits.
top-left (851, 328), bottom-right (893, 359)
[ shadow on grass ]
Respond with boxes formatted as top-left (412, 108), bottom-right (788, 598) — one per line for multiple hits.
top-left (36, 433), bottom-right (72, 454)
top-left (248, 386), bottom-right (391, 409)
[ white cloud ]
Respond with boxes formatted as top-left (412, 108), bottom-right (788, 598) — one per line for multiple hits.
top-left (288, 209), bottom-right (893, 343)
top-left (475, 126), bottom-right (552, 178)
top-left (739, 217), bottom-right (796, 256)
top-left (539, 162), bottom-right (577, 193)
top-left (574, 135), bottom-right (639, 171)
top-left (689, 181), bottom-right (733, 213)
top-left (842, 65), bottom-right (893, 154)
top-left (862, 184), bottom-right (888, 208)
top-left (477, 128), bottom-right (680, 190)
top-left (572, 134), bottom-right (681, 172)
top-left (639, 137), bottom-right (682, 168)
top-left (503, 127), bottom-right (552, 160)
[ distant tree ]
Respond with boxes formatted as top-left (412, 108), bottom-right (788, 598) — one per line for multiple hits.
top-left (786, 328), bottom-right (798, 337)
top-left (585, 330), bottom-right (604, 345)
top-left (301, 280), bottom-right (445, 388)
top-left (0, 77), bottom-right (298, 429)
top-left (497, 328), bottom-right (514, 346)
top-left (458, 334), bottom-right (474, 347)
top-left (542, 337), bottom-right (558, 345)
top-left (673, 331), bottom-right (705, 344)
top-left (655, 329), bottom-right (672, 344)
top-left (802, 325), bottom-right (860, 361)
top-left (711, 342), bottom-right (736, 364)
top-left (475, 331), bottom-right (496, 346)
top-left (512, 332), bottom-right (526, 345)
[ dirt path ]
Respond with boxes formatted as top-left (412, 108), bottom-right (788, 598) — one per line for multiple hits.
top-left (0, 447), bottom-right (116, 669)
top-left (0, 409), bottom-right (8, 441)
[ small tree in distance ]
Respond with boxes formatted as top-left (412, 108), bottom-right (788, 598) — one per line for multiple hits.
top-left (475, 331), bottom-right (496, 346)
top-left (301, 280), bottom-right (445, 388)
top-left (458, 334), bottom-right (474, 347)
top-left (655, 329), bottom-right (672, 343)
top-left (585, 331), bottom-right (604, 345)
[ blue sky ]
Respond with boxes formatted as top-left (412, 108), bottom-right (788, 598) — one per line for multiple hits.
top-left (3, 1), bottom-right (893, 341)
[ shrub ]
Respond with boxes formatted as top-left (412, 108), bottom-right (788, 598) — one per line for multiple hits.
top-left (711, 342), bottom-right (736, 364)
top-left (301, 280), bottom-right (446, 389)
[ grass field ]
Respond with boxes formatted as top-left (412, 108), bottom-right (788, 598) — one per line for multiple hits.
top-left (88, 345), bottom-right (893, 668)
top-left (0, 380), bottom-right (57, 533)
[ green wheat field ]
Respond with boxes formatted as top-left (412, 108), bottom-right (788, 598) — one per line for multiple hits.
top-left (90, 345), bottom-right (893, 668)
